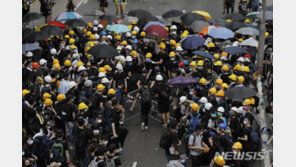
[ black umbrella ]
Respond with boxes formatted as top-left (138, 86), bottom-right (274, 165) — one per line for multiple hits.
top-left (22, 13), bottom-right (43, 23)
top-left (127, 9), bottom-right (152, 18)
top-left (99, 14), bottom-right (119, 21)
top-left (40, 25), bottom-right (63, 36)
top-left (208, 19), bottom-right (228, 27)
top-left (180, 13), bottom-right (206, 26)
top-left (22, 28), bottom-right (34, 39)
top-left (162, 10), bottom-right (184, 19)
top-left (223, 13), bottom-right (246, 22)
top-left (137, 15), bottom-right (159, 27)
top-left (225, 21), bottom-right (247, 31)
top-left (64, 19), bottom-right (87, 27)
top-left (88, 44), bottom-right (119, 58)
top-left (24, 31), bottom-right (50, 42)
top-left (223, 46), bottom-right (248, 55)
top-left (225, 86), bottom-right (257, 101)
top-left (190, 20), bottom-right (210, 32)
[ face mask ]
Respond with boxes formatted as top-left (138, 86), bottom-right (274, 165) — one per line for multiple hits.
top-left (217, 112), bottom-right (222, 117)
top-left (27, 140), bottom-right (34, 145)
top-left (131, 36), bottom-right (135, 39)
top-left (22, 152), bottom-right (25, 156)
top-left (97, 119), bottom-right (102, 124)
top-left (170, 58), bottom-right (175, 61)
top-left (197, 66), bottom-right (203, 70)
top-left (61, 45), bottom-right (65, 49)
top-left (233, 150), bottom-right (237, 154)
top-left (243, 120), bottom-right (248, 125)
top-left (211, 114), bottom-right (217, 118)
top-left (189, 92), bottom-right (193, 95)
top-left (216, 97), bottom-right (220, 101)
top-left (181, 159), bottom-right (186, 164)
top-left (146, 59), bottom-right (151, 63)
top-left (178, 68), bottom-right (183, 71)
top-left (103, 141), bottom-right (108, 146)
top-left (117, 50), bottom-right (121, 53)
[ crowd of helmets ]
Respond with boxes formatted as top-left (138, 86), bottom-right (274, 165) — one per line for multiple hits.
top-left (22, 15), bottom-right (273, 167)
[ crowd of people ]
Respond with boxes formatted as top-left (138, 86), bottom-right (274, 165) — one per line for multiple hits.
top-left (22, 0), bottom-right (273, 167)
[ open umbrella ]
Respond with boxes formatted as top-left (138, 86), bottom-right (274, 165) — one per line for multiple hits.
top-left (192, 11), bottom-right (212, 20)
top-left (88, 44), bottom-right (119, 58)
top-left (166, 76), bottom-right (198, 87)
top-left (107, 24), bottom-right (130, 33)
top-left (199, 25), bottom-right (220, 36)
top-left (145, 25), bottom-right (168, 38)
top-left (225, 21), bottom-right (247, 31)
top-left (179, 35), bottom-right (205, 49)
top-left (22, 43), bottom-right (41, 53)
top-left (223, 46), bottom-right (248, 55)
top-left (180, 13), bottom-right (206, 26)
top-left (127, 9), bottom-right (152, 18)
top-left (235, 27), bottom-right (259, 36)
top-left (99, 14), bottom-right (119, 22)
top-left (208, 27), bottom-right (234, 39)
top-left (155, 16), bottom-right (172, 26)
top-left (64, 19), bottom-right (87, 27)
top-left (225, 86), bottom-right (257, 101)
top-left (246, 12), bottom-right (260, 19)
top-left (190, 21), bottom-right (210, 33)
top-left (208, 19), bottom-right (228, 27)
top-left (223, 13), bottom-right (246, 21)
top-left (25, 31), bottom-right (50, 42)
top-left (40, 25), bottom-right (63, 36)
top-left (240, 37), bottom-right (258, 47)
top-left (192, 51), bottom-right (216, 59)
top-left (22, 13), bottom-right (43, 23)
top-left (257, 11), bottom-right (273, 20)
top-left (22, 28), bottom-right (34, 39)
top-left (55, 12), bottom-right (83, 21)
top-left (47, 21), bottom-right (67, 29)
top-left (137, 15), bottom-right (159, 27)
top-left (162, 10), bottom-right (184, 19)
top-left (122, 16), bottom-right (138, 25)
top-left (244, 23), bottom-right (259, 30)
top-left (143, 21), bottom-right (166, 30)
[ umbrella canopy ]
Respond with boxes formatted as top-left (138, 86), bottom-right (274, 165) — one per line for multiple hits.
top-left (22, 13), bottom-right (43, 23)
top-left (244, 23), bottom-right (259, 30)
top-left (155, 16), bottom-right (172, 26)
top-left (208, 19), bottom-right (228, 27)
top-left (190, 21), bottom-right (210, 33)
top-left (257, 11), bottom-right (273, 20)
top-left (24, 31), bottom-right (50, 42)
top-left (166, 76), bottom-right (198, 87)
top-left (122, 16), bottom-right (138, 25)
top-left (22, 28), bottom-right (34, 39)
top-left (22, 43), bottom-right (41, 53)
top-left (199, 25), bottom-right (220, 36)
top-left (143, 21), bottom-right (166, 30)
top-left (180, 13), bottom-right (206, 26)
top-left (208, 27), bottom-right (234, 39)
top-left (137, 15), bottom-right (159, 27)
top-left (240, 37), bottom-right (258, 47)
top-left (40, 25), bottom-right (63, 36)
top-left (179, 35), bottom-right (205, 49)
top-left (225, 86), bottom-right (257, 101)
top-left (223, 46), bottom-right (248, 55)
top-left (107, 24), bottom-right (130, 33)
top-left (225, 21), bottom-right (247, 31)
top-left (47, 21), bottom-right (67, 29)
top-left (235, 27), bottom-right (259, 36)
top-left (192, 51), bottom-right (216, 59)
top-left (55, 12), bottom-right (83, 21)
top-left (162, 10), bottom-right (184, 19)
top-left (145, 25), bottom-right (168, 38)
top-left (192, 11), bottom-right (212, 20)
top-left (127, 9), bottom-right (152, 18)
top-left (246, 12), bottom-right (260, 19)
top-left (64, 19), bottom-right (87, 27)
top-left (223, 13), bottom-right (246, 21)
top-left (99, 14), bottom-right (119, 22)
top-left (88, 44), bottom-right (119, 58)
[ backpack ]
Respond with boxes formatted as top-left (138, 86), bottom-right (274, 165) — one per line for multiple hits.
top-left (33, 135), bottom-right (51, 159)
top-left (187, 113), bottom-right (201, 135)
top-left (141, 87), bottom-right (151, 103)
top-left (159, 132), bottom-right (171, 149)
top-left (51, 141), bottom-right (65, 163)
top-left (247, 128), bottom-right (260, 151)
top-left (88, 157), bottom-right (105, 167)
top-left (102, 110), bottom-right (114, 133)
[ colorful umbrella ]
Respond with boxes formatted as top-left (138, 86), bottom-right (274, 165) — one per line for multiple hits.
top-left (192, 11), bottom-right (212, 20)
top-left (99, 20), bottom-right (119, 29)
top-left (208, 27), bottom-right (234, 39)
top-left (162, 10), bottom-right (184, 19)
top-left (192, 51), bottom-right (217, 59)
top-left (166, 76), bottom-right (198, 87)
top-left (47, 21), bottom-right (67, 29)
top-left (35, 24), bottom-right (48, 31)
top-left (107, 24), bottom-right (131, 33)
top-left (55, 12), bottom-right (83, 21)
top-left (179, 35), bottom-right (205, 49)
top-left (143, 21), bottom-right (166, 30)
top-left (145, 25), bottom-right (168, 38)
top-left (223, 46), bottom-right (248, 55)
top-left (199, 25), bottom-right (220, 36)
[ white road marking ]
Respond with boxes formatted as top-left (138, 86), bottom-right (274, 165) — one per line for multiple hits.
top-left (83, 0), bottom-right (88, 4)
top-left (77, 0), bottom-right (86, 9)
top-left (132, 162), bottom-right (138, 167)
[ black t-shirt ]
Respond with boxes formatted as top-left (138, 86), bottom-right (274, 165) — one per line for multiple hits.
top-left (64, 103), bottom-right (77, 122)
top-left (126, 74), bottom-right (139, 92)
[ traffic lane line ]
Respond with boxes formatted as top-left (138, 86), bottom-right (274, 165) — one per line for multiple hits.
top-left (30, 0), bottom-right (39, 9)
top-left (132, 162), bottom-right (137, 167)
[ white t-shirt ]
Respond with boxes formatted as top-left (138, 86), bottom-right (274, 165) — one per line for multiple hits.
top-left (188, 134), bottom-right (202, 156)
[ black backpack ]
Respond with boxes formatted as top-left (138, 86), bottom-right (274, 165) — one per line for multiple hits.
top-left (51, 140), bottom-right (65, 163)
top-left (159, 132), bottom-right (171, 149)
top-left (141, 87), bottom-right (151, 103)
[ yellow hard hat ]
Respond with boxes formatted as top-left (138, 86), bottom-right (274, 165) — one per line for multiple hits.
top-left (249, 97), bottom-right (255, 105)
top-left (215, 79), bottom-right (223, 85)
top-left (86, 31), bottom-right (92, 37)
top-left (214, 54), bottom-right (220, 59)
top-left (234, 64), bottom-right (242, 70)
top-left (265, 32), bottom-right (269, 38)
top-left (44, 99), bottom-right (53, 106)
top-left (140, 31), bottom-right (146, 37)
top-left (57, 80), bottom-right (60, 87)
top-left (241, 66), bottom-right (250, 72)
top-left (228, 74), bottom-right (237, 81)
top-left (97, 84), bottom-right (105, 91)
top-left (69, 30), bottom-right (75, 36)
top-left (78, 102), bottom-right (88, 110)
top-left (121, 40), bottom-right (127, 45)
top-left (108, 88), bottom-right (116, 95)
top-left (222, 83), bottom-right (229, 89)
top-left (232, 142), bottom-right (243, 149)
top-left (98, 67), bottom-right (106, 73)
top-left (214, 156), bottom-right (226, 166)
top-left (104, 65), bottom-right (111, 71)
top-left (146, 52), bottom-right (152, 58)
top-left (76, 61), bottom-right (84, 67)
top-left (102, 35), bottom-right (107, 39)
top-left (43, 92), bottom-right (52, 100)
top-left (221, 65), bottom-right (229, 71)
top-left (181, 33), bottom-right (187, 38)
top-left (170, 40), bottom-right (176, 45)
top-left (221, 52), bottom-right (228, 57)
top-left (69, 38), bottom-right (75, 44)
top-left (87, 22), bottom-right (93, 28)
top-left (209, 87), bottom-right (217, 94)
top-left (22, 89), bottom-right (30, 97)
top-left (165, 27), bottom-right (169, 31)
top-left (243, 99), bottom-right (251, 106)
top-left (82, 28), bottom-right (87, 33)
top-left (53, 59), bottom-right (59, 64)
top-left (57, 94), bottom-right (66, 102)
top-left (131, 21), bottom-right (137, 25)
top-left (214, 61), bottom-right (222, 66)
top-left (216, 90), bottom-right (224, 97)
top-left (87, 54), bottom-right (92, 58)
top-left (207, 42), bottom-right (215, 48)
top-left (226, 19), bottom-right (232, 23)
top-left (127, 25), bottom-right (133, 30)
top-left (238, 38), bottom-right (244, 42)
top-left (115, 35), bottom-right (121, 40)
top-left (64, 34), bottom-right (70, 39)
top-left (158, 42), bottom-right (166, 49)
top-left (197, 60), bottom-right (204, 66)
top-left (53, 63), bottom-right (61, 70)
top-left (238, 76), bottom-right (245, 83)
top-left (131, 50), bottom-right (138, 57)
top-left (183, 30), bottom-right (189, 34)
top-left (169, 51), bottom-right (176, 57)
top-left (245, 19), bottom-right (251, 23)
top-left (131, 31), bottom-right (137, 35)
top-left (175, 43), bottom-right (181, 47)
top-left (189, 103), bottom-right (199, 111)
top-left (189, 61), bottom-right (197, 67)
top-left (70, 44), bottom-right (77, 50)
top-left (64, 59), bottom-right (72, 66)
top-left (89, 34), bottom-right (96, 40)
top-left (199, 77), bottom-right (207, 84)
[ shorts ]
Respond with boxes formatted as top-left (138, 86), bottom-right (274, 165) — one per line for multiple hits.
top-left (116, 0), bottom-right (125, 5)
top-left (158, 101), bottom-right (169, 114)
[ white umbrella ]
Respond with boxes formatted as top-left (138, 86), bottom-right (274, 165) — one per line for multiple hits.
top-left (235, 27), bottom-right (259, 36)
top-left (240, 37), bottom-right (258, 47)
top-left (122, 16), bottom-right (138, 25)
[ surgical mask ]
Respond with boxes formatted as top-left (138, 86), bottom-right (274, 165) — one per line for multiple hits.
top-left (243, 120), bottom-right (248, 125)
top-left (216, 97), bottom-right (220, 101)
top-left (27, 140), bottom-right (34, 145)
top-left (189, 92), bottom-right (193, 95)
top-left (146, 59), bottom-right (151, 63)
top-left (217, 112), bottom-right (222, 117)
top-left (211, 114), bottom-right (217, 118)
top-left (170, 57), bottom-right (175, 61)
top-left (97, 119), bottom-right (102, 124)
top-left (131, 36), bottom-right (135, 39)
top-left (61, 45), bottom-right (65, 49)
top-left (178, 68), bottom-right (183, 71)
top-left (197, 66), bottom-right (203, 70)
top-left (117, 50), bottom-right (121, 53)
top-left (22, 152), bottom-right (25, 156)
top-left (181, 159), bottom-right (186, 164)
top-left (103, 141), bottom-right (108, 146)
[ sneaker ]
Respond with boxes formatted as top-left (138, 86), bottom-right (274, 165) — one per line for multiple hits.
top-left (163, 123), bottom-right (167, 128)
top-left (141, 122), bottom-right (145, 131)
top-left (145, 126), bottom-right (148, 130)
top-left (167, 120), bottom-right (170, 124)
top-left (118, 148), bottom-right (123, 153)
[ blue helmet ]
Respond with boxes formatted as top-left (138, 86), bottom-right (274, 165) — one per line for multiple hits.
top-left (183, 60), bottom-right (189, 65)
top-left (132, 39), bottom-right (139, 44)
top-left (100, 31), bottom-right (107, 36)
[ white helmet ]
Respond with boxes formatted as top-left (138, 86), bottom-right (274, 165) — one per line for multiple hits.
top-left (119, 56), bottom-right (126, 62)
top-left (179, 96), bottom-right (187, 104)
top-left (116, 63), bottom-right (123, 70)
top-left (44, 75), bottom-right (52, 83)
top-left (26, 51), bottom-right (33, 57)
top-left (78, 65), bottom-right (86, 72)
top-left (125, 32), bottom-right (131, 38)
top-left (156, 74), bottom-right (163, 81)
top-left (237, 57), bottom-right (245, 62)
top-left (199, 97), bottom-right (208, 104)
top-left (238, 106), bottom-right (245, 114)
top-left (176, 46), bottom-right (183, 51)
top-left (106, 35), bottom-right (112, 40)
top-left (98, 72), bottom-right (106, 78)
top-left (39, 59), bottom-right (47, 66)
top-left (101, 77), bottom-right (110, 84)
top-left (50, 48), bottom-right (57, 55)
top-left (171, 25), bottom-right (177, 30)
top-left (65, 45), bottom-right (71, 50)
top-left (93, 20), bottom-right (99, 26)
top-left (133, 26), bottom-right (139, 32)
top-left (84, 80), bottom-right (93, 87)
top-left (72, 53), bottom-right (79, 59)
top-left (230, 107), bottom-right (238, 113)
top-left (93, 27), bottom-right (98, 32)
top-left (95, 34), bottom-right (100, 40)
top-left (221, 56), bottom-right (228, 61)
top-left (125, 45), bottom-right (132, 50)
top-left (98, 24), bottom-right (103, 28)
top-left (204, 103), bottom-right (212, 111)
top-left (126, 56), bottom-right (133, 62)
top-left (217, 107), bottom-right (225, 113)
top-left (244, 58), bottom-right (250, 62)
top-left (69, 81), bottom-right (77, 89)
top-left (116, 46), bottom-right (122, 51)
